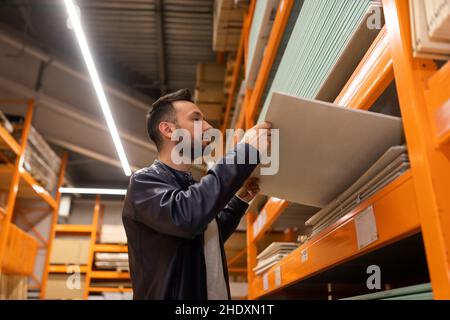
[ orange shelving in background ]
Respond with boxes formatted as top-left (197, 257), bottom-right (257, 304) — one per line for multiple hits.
top-left (0, 99), bottom-right (67, 299)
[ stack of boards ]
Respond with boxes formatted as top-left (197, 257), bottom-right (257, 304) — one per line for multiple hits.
top-left (246, 0), bottom-right (279, 89)
top-left (410, 0), bottom-right (450, 60)
top-left (253, 242), bottom-right (299, 275)
top-left (259, 0), bottom-right (383, 121)
top-left (94, 253), bottom-right (129, 271)
top-left (88, 292), bottom-right (133, 300)
top-left (342, 283), bottom-right (433, 300)
top-left (306, 145), bottom-right (410, 237)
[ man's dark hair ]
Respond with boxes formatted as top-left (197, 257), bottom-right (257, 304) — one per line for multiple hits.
top-left (147, 88), bottom-right (193, 151)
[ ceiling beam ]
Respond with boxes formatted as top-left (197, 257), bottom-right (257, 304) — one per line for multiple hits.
top-left (155, 0), bottom-right (167, 94)
top-left (46, 136), bottom-right (140, 172)
top-left (0, 27), bottom-right (153, 111)
top-left (0, 76), bottom-right (156, 152)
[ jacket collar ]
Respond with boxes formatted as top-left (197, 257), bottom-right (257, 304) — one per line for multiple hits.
top-left (153, 160), bottom-right (195, 185)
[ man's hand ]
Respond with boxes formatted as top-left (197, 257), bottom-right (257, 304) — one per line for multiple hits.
top-left (241, 121), bottom-right (272, 154)
top-left (236, 177), bottom-right (260, 203)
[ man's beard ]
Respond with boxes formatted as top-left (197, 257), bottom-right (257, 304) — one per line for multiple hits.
top-left (189, 139), bottom-right (210, 161)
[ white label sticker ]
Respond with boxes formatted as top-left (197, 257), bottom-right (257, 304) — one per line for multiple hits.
top-left (263, 273), bottom-right (269, 291)
top-left (355, 206), bottom-right (378, 250)
top-left (253, 221), bottom-right (258, 238)
top-left (261, 209), bottom-right (267, 226)
top-left (274, 266), bottom-right (281, 287)
top-left (301, 249), bottom-right (308, 263)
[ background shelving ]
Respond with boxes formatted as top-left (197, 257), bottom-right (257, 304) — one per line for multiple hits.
top-left (0, 99), bottom-right (67, 299)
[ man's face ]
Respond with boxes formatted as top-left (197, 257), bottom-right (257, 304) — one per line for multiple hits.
top-left (172, 100), bottom-right (213, 150)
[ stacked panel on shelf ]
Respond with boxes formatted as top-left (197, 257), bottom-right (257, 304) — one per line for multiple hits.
top-left (424, 0), bottom-right (450, 41)
top-left (1, 115), bottom-right (61, 193)
top-left (246, 0), bottom-right (279, 89)
top-left (88, 291), bottom-right (133, 300)
top-left (0, 274), bottom-right (28, 300)
top-left (213, 0), bottom-right (248, 51)
top-left (409, 0), bottom-right (450, 60)
top-left (258, 0), bottom-right (383, 121)
top-left (342, 283), bottom-right (433, 300)
top-left (195, 63), bottom-right (226, 128)
top-left (100, 224), bottom-right (127, 244)
top-left (306, 145), bottom-right (410, 237)
top-left (49, 237), bottom-right (90, 265)
top-left (94, 253), bottom-right (129, 271)
top-left (253, 242), bottom-right (299, 275)
top-left (0, 110), bottom-right (13, 133)
top-left (45, 274), bottom-right (85, 300)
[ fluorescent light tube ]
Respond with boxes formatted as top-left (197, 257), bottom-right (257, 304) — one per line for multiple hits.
top-left (63, 0), bottom-right (132, 176)
top-left (60, 187), bottom-right (127, 195)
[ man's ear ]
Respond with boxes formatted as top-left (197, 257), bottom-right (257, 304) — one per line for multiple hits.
top-left (159, 122), bottom-right (174, 140)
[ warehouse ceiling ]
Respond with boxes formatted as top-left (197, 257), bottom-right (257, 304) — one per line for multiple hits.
top-left (0, 0), bottom-right (214, 186)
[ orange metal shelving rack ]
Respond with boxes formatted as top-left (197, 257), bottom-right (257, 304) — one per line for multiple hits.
top-left (0, 99), bottom-right (67, 296)
top-left (40, 195), bottom-right (100, 299)
top-left (223, 0), bottom-right (450, 300)
top-left (86, 197), bottom-right (130, 299)
top-left (41, 194), bottom-right (130, 299)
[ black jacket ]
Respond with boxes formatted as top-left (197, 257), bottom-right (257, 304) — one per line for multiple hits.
top-left (122, 143), bottom-right (259, 299)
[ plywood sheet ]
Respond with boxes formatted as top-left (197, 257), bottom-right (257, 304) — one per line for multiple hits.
top-left (257, 92), bottom-right (404, 207)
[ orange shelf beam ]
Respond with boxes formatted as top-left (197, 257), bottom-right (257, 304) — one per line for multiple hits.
top-left (221, 25), bottom-right (245, 133)
top-left (0, 165), bottom-right (58, 209)
top-left (88, 287), bottom-right (132, 293)
top-left (0, 206), bottom-right (6, 217)
top-left (251, 197), bottom-right (289, 243)
top-left (0, 123), bottom-right (21, 155)
top-left (93, 244), bottom-right (128, 253)
top-left (83, 195), bottom-right (101, 299)
top-left (245, 0), bottom-right (295, 129)
top-left (334, 26), bottom-right (394, 110)
top-left (19, 170), bottom-right (58, 209)
top-left (54, 224), bottom-right (94, 234)
top-left (39, 152), bottom-right (67, 299)
top-left (90, 271), bottom-right (130, 280)
top-left (0, 100), bottom-right (34, 273)
top-left (383, 0), bottom-right (450, 299)
top-left (48, 265), bottom-right (88, 273)
top-left (248, 172), bottom-right (420, 299)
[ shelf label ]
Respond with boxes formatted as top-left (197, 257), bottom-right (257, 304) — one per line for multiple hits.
top-left (355, 205), bottom-right (378, 250)
top-left (261, 209), bottom-right (267, 226)
top-left (274, 266), bottom-right (281, 287)
top-left (301, 249), bottom-right (308, 263)
top-left (263, 273), bottom-right (269, 291)
top-left (253, 209), bottom-right (268, 239)
top-left (252, 222), bottom-right (258, 238)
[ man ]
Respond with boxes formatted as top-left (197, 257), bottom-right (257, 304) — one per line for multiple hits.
top-left (122, 89), bottom-right (271, 300)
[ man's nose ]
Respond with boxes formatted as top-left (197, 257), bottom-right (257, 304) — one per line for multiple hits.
top-left (203, 120), bottom-right (213, 131)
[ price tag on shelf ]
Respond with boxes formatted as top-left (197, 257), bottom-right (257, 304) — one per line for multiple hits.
top-left (252, 221), bottom-right (258, 238)
top-left (260, 209), bottom-right (267, 226)
top-left (263, 273), bottom-right (269, 291)
top-left (274, 266), bottom-right (282, 287)
top-left (355, 205), bottom-right (378, 250)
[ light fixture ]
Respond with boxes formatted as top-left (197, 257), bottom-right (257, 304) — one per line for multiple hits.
top-left (63, 0), bottom-right (132, 176)
top-left (59, 187), bottom-right (127, 195)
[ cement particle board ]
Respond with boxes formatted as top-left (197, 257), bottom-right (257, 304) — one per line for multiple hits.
top-left (306, 146), bottom-right (407, 226)
top-left (257, 92), bottom-right (404, 207)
